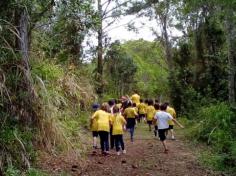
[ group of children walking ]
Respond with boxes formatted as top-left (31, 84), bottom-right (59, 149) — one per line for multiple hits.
top-left (90, 93), bottom-right (184, 155)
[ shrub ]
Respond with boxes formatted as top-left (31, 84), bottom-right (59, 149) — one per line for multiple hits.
top-left (187, 102), bottom-right (236, 172)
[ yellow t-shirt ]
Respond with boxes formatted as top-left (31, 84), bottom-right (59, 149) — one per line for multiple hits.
top-left (153, 110), bottom-right (160, 125)
top-left (146, 105), bottom-right (156, 121)
top-left (134, 107), bottom-right (138, 113)
top-left (131, 94), bottom-right (140, 105)
top-left (92, 110), bottom-right (110, 132)
top-left (91, 113), bottom-right (98, 132)
top-left (167, 106), bottom-right (176, 125)
top-left (111, 114), bottom-right (126, 135)
top-left (116, 103), bottom-right (122, 109)
top-left (137, 103), bottom-right (146, 114)
top-left (123, 107), bottom-right (138, 118)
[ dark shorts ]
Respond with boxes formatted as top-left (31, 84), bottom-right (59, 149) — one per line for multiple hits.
top-left (158, 129), bottom-right (168, 141)
top-left (169, 125), bottom-right (174, 130)
top-left (92, 131), bottom-right (98, 137)
top-left (147, 120), bottom-right (152, 125)
top-left (126, 118), bottom-right (136, 128)
top-left (138, 113), bottom-right (145, 118)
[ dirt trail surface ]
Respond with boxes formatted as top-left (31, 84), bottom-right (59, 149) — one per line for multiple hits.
top-left (39, 123), bottom-right (219, 176)
top-left (81, 124), bottom-right (218, 176)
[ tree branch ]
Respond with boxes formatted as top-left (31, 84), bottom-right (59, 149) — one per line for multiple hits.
top-left (102, 1), bottom-right (130, 18)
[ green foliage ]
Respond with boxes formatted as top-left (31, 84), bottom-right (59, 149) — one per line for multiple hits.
top-left (122, 40), bottom-right (169, 98)
top-left (104, 41), bottom-right (137, 97)
top-left (5, 166), bottom-right (20, 176)
top-left (186, 102), bottom-right (236, 172)
top-left (32, 60), bottom-right (64, 81)
top-left (26, 168), bottom-right (49, 176)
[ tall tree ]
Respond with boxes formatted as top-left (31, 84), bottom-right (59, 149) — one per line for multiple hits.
top-left (94, 0), bottom-right (132, 97)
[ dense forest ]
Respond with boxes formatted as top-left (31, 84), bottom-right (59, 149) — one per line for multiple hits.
top-left (0, 0), bottom-right (236, 175)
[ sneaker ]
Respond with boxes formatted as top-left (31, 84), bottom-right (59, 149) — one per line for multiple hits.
top-left (164, 149), bottom-right (169, 154)
top-left (117, 151), bottom-right (121, 156)
top-left (122, 150), bottom-right (126, 154)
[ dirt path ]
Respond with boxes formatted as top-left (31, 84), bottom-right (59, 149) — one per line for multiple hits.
top-left (80, 123), bottom-right (219, 176)
top-left (39, 123), bottom-right (219, 176)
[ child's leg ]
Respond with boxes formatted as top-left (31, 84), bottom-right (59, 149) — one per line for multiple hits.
top-left (119, 135), bottom-right (125, 150)
top-left (93, 137), bottom-right (97, 148)
top-left (92, 131), bottom-right (98, 148)
top-left (161, 140), bottom-right (168, 151)
top-left (114, 135), bottom-right (120, 152)
top-left (158, 129), bottom-right (168, 152)
top-left (169, 125), bottom-right (175, 139)
top-left (130, 126), bottom-right (135, 142)
top-left (98, 131), bottom-right (105, 152)
top-left (110, 127), bottom-right (114, 149)
top-left (154, 125), bottom-right (158, 137)
top-left (104, 131), bottom-right (109, 152)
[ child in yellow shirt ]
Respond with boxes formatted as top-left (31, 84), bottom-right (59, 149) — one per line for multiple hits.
top-left (90, 103), bottom-right (99, 149)
top-left (110, 106), bottom-right (127, 155)
top-left (91, 103), bottom-right (111, 155)
top-left (123, 102), bottom-right (138, 142)
top-left (146, 99), bottom-right (156, 131)
top-left (137, 99), bottom-right (146, 123)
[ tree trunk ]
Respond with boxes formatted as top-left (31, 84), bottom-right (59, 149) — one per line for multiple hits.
top-left (17, 8), bottom-right (36, 124)
top-left (97, 0), bottom-right (103, 97)
top-left (225, 9), bottom-right (236, 107)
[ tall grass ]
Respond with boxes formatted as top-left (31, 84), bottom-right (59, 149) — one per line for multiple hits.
top-left (186, 102), bottom-right (236, 173)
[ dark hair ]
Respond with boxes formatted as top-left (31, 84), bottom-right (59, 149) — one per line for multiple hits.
top-left (113, 106), bottom-right (120, 113)
top-left (155, 99), bottom-right (159, 103)
top-left (140, 99), bottom-right (143, 103)
top-left (164, 102), bottom-right (169, 106)
top-left (154, 103), bottom-right (160, 110)
top-left (132, 103), bottom-right (136, 107)
top-left (160, 103), bottom-right (167, 111)
top-left (145, 99), bottom-right (149, 104)
top-left (108, 99), bottom-right (115, 106)
top-left (127, 102), bottom-right (132, 107)
top-left (148, 99), bottom-right (153, 106)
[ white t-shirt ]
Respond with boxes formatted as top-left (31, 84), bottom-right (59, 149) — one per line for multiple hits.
top-left (154, 111), bottom-right (173, 129)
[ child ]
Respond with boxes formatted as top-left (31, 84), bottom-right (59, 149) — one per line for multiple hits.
top-left (165, 102), bottom-right (177, 140)
top-left (137, 99), bottom-right (146, 123)
top-left (91, 103), bottom-right (111, 155)
top-left (154, 103), bottom-right (184, 153)
top-left (90, 103), bottom-right (100, 149)
top-left (108, 99), bottom-right (115, 149)
top-left (123, 102), bottom-right (138, 142)
top-left (110, 106), bottom-right (127, 155)
top-left (146, 99), bottom-right (156, 131)
top-left (153, 103), bottom-right (160, 137)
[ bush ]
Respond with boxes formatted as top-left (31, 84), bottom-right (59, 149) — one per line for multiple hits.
top-left (187, 102), bottom-right (236, 172)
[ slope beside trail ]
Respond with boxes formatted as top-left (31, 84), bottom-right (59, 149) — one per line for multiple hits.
top-left (80, 123), bottom-right (219, 176)
top-left (38, 123), bottom-right (220, 176)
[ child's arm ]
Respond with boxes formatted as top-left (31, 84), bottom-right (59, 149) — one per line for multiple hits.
top-left (172, 118), bottom-right (184, 128)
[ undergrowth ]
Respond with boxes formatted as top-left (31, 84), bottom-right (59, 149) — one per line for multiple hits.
top-left (183, 102), bottom-right (236, 174)
top-left (0, 58), bottom-right (96, 175)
